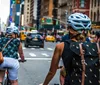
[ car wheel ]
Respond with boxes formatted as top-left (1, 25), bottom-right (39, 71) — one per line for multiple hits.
top-left (24, 43), bottom-right (28, 47)
top-left (40, 44), bottom-right (44, 48)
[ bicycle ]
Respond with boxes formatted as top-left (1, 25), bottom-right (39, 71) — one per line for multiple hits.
top-left (1, 59), bottom-right (26, 85)
top-left (2, 69), bottom-right (11, 85)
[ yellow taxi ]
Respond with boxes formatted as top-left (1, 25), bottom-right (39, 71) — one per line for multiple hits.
top-left (45, 35), bottom-right (56, 42)
top-left (20, 31), bottom-right (27, 41)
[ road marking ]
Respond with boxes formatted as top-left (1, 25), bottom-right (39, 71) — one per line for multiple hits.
top-left (41, 53), bottom-right (49, 57)
top-left (47, 48), bottom-right (53, 51)
top-left (22, 47), bottom-right (26, 49)
top-left (20, 58), bottom-right (51, 60)
top-left (40, 48), bottom-right (44, 50)
top-left (29, 53), bottom-right (36, 57)
top-left (31, 48), bottom-right (35, 50)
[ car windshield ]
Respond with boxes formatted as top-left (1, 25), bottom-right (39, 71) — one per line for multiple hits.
top-left (27, 33), bottom-right (41, 38)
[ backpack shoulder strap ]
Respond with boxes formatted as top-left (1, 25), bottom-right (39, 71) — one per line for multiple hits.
top-left (79, 43), bottom-right (86, 85)
top-left (96, 42), bottom-right (100, 84)
top-left (96, 42), bottom-right (100, 63)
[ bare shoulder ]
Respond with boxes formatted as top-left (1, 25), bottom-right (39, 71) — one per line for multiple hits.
top-left (56, 42), bottom-right (64, 49)
top-left (55, 42), bottom-right (64, 56)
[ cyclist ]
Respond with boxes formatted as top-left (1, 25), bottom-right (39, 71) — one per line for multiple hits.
top-left (42, 13), bottom-right (99, 85)
top-left (0, 23), bottom-right (25, 85)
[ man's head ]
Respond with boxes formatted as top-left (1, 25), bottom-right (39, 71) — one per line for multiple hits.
top-left (67, 13), bottom-right (91, 41)
top-left (6, 25), bottom-right (19, 38)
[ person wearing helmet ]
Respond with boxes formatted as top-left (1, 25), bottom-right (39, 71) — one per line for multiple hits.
top-left (42, 13), bottom-right (99, 85)
top-left (0, 23), bottom-right (25, 85)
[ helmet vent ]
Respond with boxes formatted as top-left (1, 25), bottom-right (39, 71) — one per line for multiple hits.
top-left (76, 16), bottom-right (80, 19)
top-left (82, 21), bottom-right (89, 27)
top-left (71, 16), bottom-right (74, 18)
top-left (73, 20), bottom-right (80, 23)
top-left (75, 25), bottom-right (81, 28)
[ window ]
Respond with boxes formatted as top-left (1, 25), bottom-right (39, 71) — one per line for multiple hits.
top-left (94, 0), bottom-right (96, 7)
top-left (92, 0), bottom-right (93, 8)
top-left (27, 12), bottom-right (29, 14)
top-left (97, 10), bottom-right (99, 21)
top-left (80, 0), bottom-right (85, 8)
top-left (27, 8), bottom-right (29, 10)
top-left (91, 11), bottom-right (93, 21)
top-left (28, 0), bottom-right (29, 3)
top-left (98, 0), bottom-right (99, 6)
top-left (27, 19), bottom-right (28, 22)
top-left (94, 12), bottom-right (96, 21)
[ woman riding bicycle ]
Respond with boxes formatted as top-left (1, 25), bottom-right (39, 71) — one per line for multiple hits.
top-left (42, 13), bottom-right (99, 85)
top-left (0, 23), bottom-right (25, 85)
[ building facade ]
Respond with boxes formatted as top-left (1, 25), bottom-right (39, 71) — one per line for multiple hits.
top-left (89, 0), bottom-right (100, 22)
top-left (72, 0), bottom-right (90, 16)
top-left (40, 0), bottom-right (53, 18)
top-left (29, 0), bottom-right (34, 26)
top-left (24, 0), bottom-right (31, 26)
top-left (37, 0), bottom-right (41, 29)
top-left (58, 0), bottom-right (72, 25)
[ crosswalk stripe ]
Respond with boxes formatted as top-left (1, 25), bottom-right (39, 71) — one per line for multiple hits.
top-left (31, 48), bottom-right (35, 50)
top-left (22, 47), bottom-right (26, 49)
top-left (40, 48), bottom-right (44, 50)
top-left (47, 48), bottom-right (53, 51)
top-left (41, 53), bottom-right (49, 57)
top-left (29, 53), bottom-right (36, 57)
top-left (19, 58), bottom-right (51, 60)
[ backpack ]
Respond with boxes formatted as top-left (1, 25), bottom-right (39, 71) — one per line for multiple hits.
top-left (69, 42), bottom-right (100, 85)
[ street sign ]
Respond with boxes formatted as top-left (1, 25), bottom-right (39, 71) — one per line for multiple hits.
top-left (46, 18), bottom-right (52, 24)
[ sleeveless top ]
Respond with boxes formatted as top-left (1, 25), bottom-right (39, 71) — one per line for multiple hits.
top-left (0, 37), bottom-right (20, 59)
top-left (62, 40), bottom-right (99, 85)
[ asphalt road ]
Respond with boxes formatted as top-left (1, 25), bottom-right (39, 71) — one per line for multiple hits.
top-left (18, 41), bottom-right (62, 85)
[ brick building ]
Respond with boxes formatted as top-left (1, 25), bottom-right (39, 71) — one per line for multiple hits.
top-left (72, 0), bottom-right (90, 16)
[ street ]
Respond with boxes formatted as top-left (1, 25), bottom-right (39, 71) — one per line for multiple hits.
top-left (18, 41), bottom-right (61, 85)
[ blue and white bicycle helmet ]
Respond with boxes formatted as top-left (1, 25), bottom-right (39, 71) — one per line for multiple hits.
top-left (67, 13), bottom-right (91, 32)
top-left (6, 23), bottom-right (19, 35)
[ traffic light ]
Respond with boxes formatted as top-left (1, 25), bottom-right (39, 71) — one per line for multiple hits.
top-left (46, 18), bottom-right (52, 24)
top-left (41, 18), bottom-right (45, 23)
top-left (53, 19), bottom-right (56, 25)
top-left (16, 0), bottom-right (21, 4)
top-left (12, 0), bottom-right (16, 4)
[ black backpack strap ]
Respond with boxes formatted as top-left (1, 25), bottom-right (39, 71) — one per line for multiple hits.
top-left (79, 43), bottom-right (86, 85)
top-left (96, 42), bottom-right (100, 63)
top-left (96, 42), bottom-right (100, 84)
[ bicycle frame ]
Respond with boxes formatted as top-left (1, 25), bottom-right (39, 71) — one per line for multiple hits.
top-left (2, 70), bottom-right (11, 85)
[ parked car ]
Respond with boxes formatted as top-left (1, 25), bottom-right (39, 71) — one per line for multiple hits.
top-left (45, 35), bottom-right (56, 42)
top-left (24, 33), bottom-right (44, 48)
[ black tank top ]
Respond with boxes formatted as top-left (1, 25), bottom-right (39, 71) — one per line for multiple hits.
top-left (62, 40), bottom-right (99, 85)
top-left (62, 40), bottom-right (75, 74)
top-left (62, 40), bottom-right (75, 85)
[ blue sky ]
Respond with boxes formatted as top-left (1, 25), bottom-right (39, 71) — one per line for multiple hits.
top-left (0, 0), bottom-right (10, 23)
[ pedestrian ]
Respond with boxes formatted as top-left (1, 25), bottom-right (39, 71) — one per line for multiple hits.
top-left (0, 32), bottom-right (5, 37)
top-left (93, 31), bottom-right (100, 43)
top-left (42, 13), bottom-right (99, 85)
top-left (0, 23), bottom-right (26, 85)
